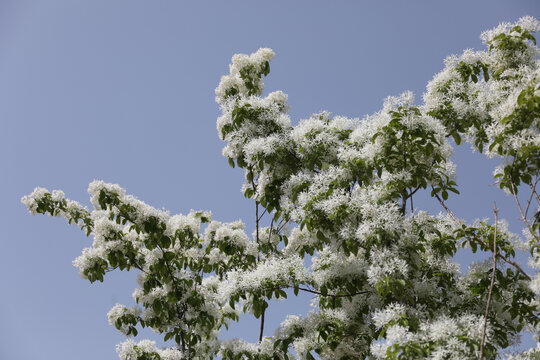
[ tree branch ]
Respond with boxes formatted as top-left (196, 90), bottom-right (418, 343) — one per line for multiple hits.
top-left (409, 186), bottom-right (421, 214)
top-left (409, 185), bottom-right (422, 198)
top-left (257, 208), bottom-right (268, 222)
top-left (250, 168), bottom-right (266, 343)
top-left (276, 218), bottom-right (287, 234)
top-left (510, 182), bottom-right (539, 241)
top-left (479, 204), bottom-right (498, 360)
top-left (434, 191), bottom-right (458, 222)
top-left (258, 309), bottom-right (266, 343)
top-left (268, 217), bottom-right (275, 244)
top-left (523, 177), bottom-right (538, 219)
top-left (297, 286), bottom-right (368, 298)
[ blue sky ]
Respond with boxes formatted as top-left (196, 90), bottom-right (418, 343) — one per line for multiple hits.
top-left (1, 1), bottom-right (539, 359)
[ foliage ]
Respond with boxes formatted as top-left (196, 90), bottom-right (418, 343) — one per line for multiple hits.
top-left (22, 17), bottom-right (540, 359)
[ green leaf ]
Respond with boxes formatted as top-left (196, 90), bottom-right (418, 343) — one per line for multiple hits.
top-left (164, 251), bottom-right (175, 262)
top-left (451, 132), bottom-right (462, 145)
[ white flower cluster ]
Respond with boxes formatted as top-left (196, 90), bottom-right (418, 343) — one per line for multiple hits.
top-left (22, 186), bottom-right (89, 225)
top-left (71, 247), bottom-right (106, 279)
top-left (480, 16), bottom-right (540, 45)
top-left (218, 255), bottom-right (308, 303)
top-left (424, 17), bottom-right (540, 167)
top-left (166, 210), bottom-right (209, 237)
top-left (116, 339), bottom-right (183, 360)
top-left (20, 187), bottom-right (51, 214)
top-left (370, 314), bottom-right (489, 360)
top-left (205, 220), bottom-right (257, 255)
top-left (311, 247), bottom-right (367, 287)
top-left (107, 303), bottom-right (142, 335)
top-left (283, 227), bottom-right (316, 255)
top-left (366, 246), bottom-right (409, 285)
top-left (215, 48), bottom-right (275, 104)
top-left (372, 303), bottom-right (407, 329)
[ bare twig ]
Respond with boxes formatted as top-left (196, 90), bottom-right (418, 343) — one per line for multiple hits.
top-left (531, 176), bottom-right (540, 204)
top-left (277, 218), bottom-right (287, 234)
top-left (510, 183), bottom-right (539, 241)
top-left (523, 178), bottom-right (538, 219)
top-left (402, 141), bottom-right (408, 214)
top-left (409, 185), bottom-right (422, 198)
top-left (433, 191), bottom-right (458, 222)
top-left (257, 208), bottom-right (267, 222)
top-left (250, 169), bottom-right (266, 343)
top-left (268, 217), bottom-right (274, 244)
top-left (533, 186), bottom-right (540, 205)
top-left (254, 202), bottom-right (260, 246)
top-left (479, 204), bottom-right (498, 360)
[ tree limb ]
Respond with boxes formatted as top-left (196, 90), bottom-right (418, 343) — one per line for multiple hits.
top-left (479, 204), bottom-right (498, 360)
top-left (510, 183), bottom-right (539, 241)
top-left (434, 191), bottom-right (458, 222)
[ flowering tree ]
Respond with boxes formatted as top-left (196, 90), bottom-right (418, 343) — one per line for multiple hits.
top-left (22, 17), bottom-right (540, 359)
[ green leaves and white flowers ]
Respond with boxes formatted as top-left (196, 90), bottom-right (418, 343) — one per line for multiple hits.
top-left (23, 16), bottom-right (540, 359)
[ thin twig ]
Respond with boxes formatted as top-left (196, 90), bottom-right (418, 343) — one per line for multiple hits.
top-left (531, 175), bottom-right (540, 202)
top-left (533, 187), bottom-right (540, 205)
top-left (297, 286), bottom-right (368, 298)
top-left (405, 185), bottom-right (422, 214)
top-left (510, 183), bottom-right (539, 241)
top-left (409, 185), bottom-right (422, 198)
top-left (257, 208), bottom-right (268, 222)
top-left (434, 191), bottom-right (458, 222)
top-left (523, 177), bottom-right (538, 219)
top-left (250, 169), bottom-right (266, 343)
top-left (268, 217), bottom-right (274, 244)
top-left (277, 218), bottom-right (287, 233)
top-left (402, 141), bottom-right (408, 214)
top-left (479, 203), bottom-right (498, 360)
top-left (254, 202), bottom-right (260, 246)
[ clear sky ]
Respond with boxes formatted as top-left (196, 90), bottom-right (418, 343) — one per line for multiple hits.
top-left (1, 1), bottom-right (539, 359)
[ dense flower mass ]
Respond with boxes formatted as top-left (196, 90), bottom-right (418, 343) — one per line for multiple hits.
top-left (22, 17), bottom-right (540, 359)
